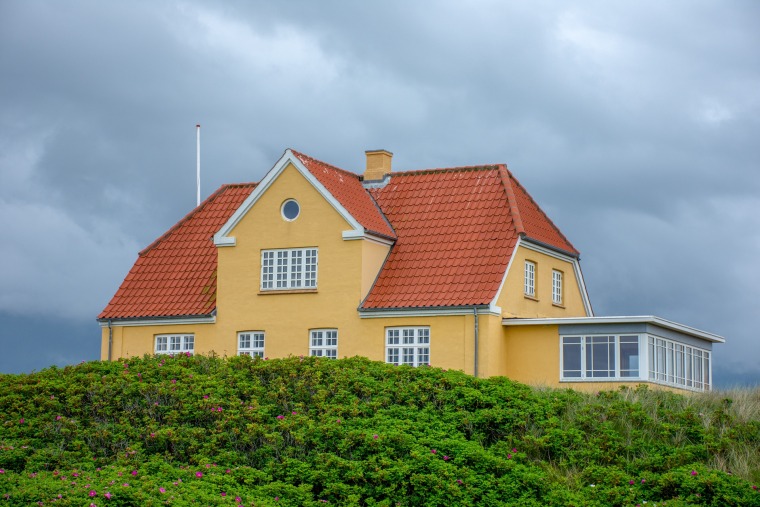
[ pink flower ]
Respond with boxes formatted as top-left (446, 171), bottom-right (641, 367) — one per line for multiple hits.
top-left (430, 449), bottom-right (437, 454)
top-left (73, 473), bottom-right (80, 477)
top-left (443, 456), bottom-right (450, 461)
top-left (691, 470), bottom-right (698, 476)
top-left (195, 471), bottom-right (203, 478)
top-left (629, 480), bottom-right (635, 485)
top-left (131, 470), bottom-right (137, 476)
top-left (373, 434), bottom-right (378, 440)
top-left (277, 415), bottom-right (285, 420)
top-left (0, 469), bottom-right (4, 474)
top-left (225, 469), bottom-right (231, 474)
top-left (221, 492), bottom-right (227, 497)
top-left (171, 379), bottom-right (176, 384)
top-left (104, 492), bottom-right (112, 500)
top-left (19, 418), bottom-right (24, 424)
top-left (122, 483), bottom-right (129, 487)
top-left (507, 454), bottom-right (512, 459)
top-left (159, 487), bottom-right (166, 493)
top-left (89, 490), bottom-right (97, 497)
top-left (456, 479), bottom-right (463, 485)
top-left (641, 479), bottom-right (646, 484)
top-left (336, 419), bottom-right (341, 423)
top-left (274, 497), bottom-right (279, 501)
top-left (236, 497), bottom-right (242, 502)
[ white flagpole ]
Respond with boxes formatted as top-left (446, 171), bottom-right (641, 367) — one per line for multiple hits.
top-left (196, 124), bottom-right (201, 206)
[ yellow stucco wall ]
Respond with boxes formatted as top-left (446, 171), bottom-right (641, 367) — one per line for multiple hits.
top-left (498, 244), bottom-right (588, 318)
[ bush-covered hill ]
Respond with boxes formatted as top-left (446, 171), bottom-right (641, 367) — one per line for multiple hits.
top-left (1, 355), bottom-right (758, 506)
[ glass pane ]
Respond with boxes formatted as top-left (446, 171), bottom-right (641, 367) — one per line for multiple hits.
top-left (619, 336), bottom-right (639, 378)
top-left (587, 336), bottom-right (614, 378)
top-left (562, 339), bottom-right (582, 377)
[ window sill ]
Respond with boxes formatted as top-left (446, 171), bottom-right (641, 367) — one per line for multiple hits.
top-left (552, 302), bottom-right (565, 309)
top-left (524, 294), bottom-right (539, 302)
top-left (258, 288), bottom-right (318, 295)
top-left (560, 378), bottom-right (644, 383)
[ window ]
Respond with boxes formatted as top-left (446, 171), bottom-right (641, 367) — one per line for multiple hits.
top-left (524, 261), bottom-right (536, 297)
top-left (386, 327), bottom-right (430, 367)
top-left (648, 336), bottom-right (710, 390)
top-left (238, 332), bottom-right (265, 357)
top-left (561, 335), bottom-right (640, 380)
top-left (261, 248), bottom-right (318, 290)
top-left (310, 329), bottom-right (338, 358)
top-left (552, 270), bottom-right (563, 305)
top-left (155, 334), bottom-right (194, 355)
top-left (281, 199), bottom-right (300, 221)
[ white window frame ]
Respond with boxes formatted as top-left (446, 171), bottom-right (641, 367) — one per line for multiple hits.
top-left (560, 334), bottom-right (641, 381)
top-left (261, 248), bottom-right (318, 290)
top-left (238, 331), bottom-right (265, 357)
top-left (648, 335), bottom-right (711, 391)
top-left (385, 327), bottom-right (430, 367)
top-left (524, 260), bottom-right (536, 297)
top-left (552, 270), bottom-right (563, 305)
top-left (309, 329), bottom-right (338, 358)
top-left (155, 334), bottom-right (194, 355)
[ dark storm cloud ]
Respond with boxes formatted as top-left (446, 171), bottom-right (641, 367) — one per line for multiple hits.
top-left (0, 0), bottom-right (757, 385)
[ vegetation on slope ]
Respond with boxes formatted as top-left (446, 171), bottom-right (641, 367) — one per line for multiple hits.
top-left (0, 354), bottom-right (758, 506)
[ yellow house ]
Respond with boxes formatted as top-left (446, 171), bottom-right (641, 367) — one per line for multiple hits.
top-left (99, 149), bottom-right (723, 392)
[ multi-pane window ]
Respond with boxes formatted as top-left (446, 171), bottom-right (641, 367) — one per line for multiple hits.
top-left (155, 334), bottom-right (194, 355)
top-left (386, 327), bottom-right (430, 367)
top-left (238, 332), bottom-right (265, 357)
top-left (524, 261), bottom-right (536, 297)
top-left (648, 336), bottom-right (710, 391)
top-left (561, 335), bottom-right (640, 380)
top-left (552, 270), bottom-right (563, 305)
top-left (261, 248), bottom-right (318, 290)
top-left (310, 329), bottom-right (338, 358)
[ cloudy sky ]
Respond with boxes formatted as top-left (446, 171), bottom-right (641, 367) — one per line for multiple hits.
top-left (1, 1), bottom-right (758, 386)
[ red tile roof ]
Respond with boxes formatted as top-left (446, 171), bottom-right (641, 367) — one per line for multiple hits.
top-left (98, 183), bottom-right (255, 320)
top-left (363, 166), bottom-right (519, 308)
top-left (292, 150), bottom-right (395, 239)
top-left (100, 151), bottom-right (578, 319)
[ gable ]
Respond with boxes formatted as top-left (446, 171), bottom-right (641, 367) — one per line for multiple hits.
top-left (214, 149), bottom-right (394, 247)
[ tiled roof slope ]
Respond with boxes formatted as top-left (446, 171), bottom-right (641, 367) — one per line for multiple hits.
top-left (502, 168), bottom-right (578, 255)
top-left (363, 166), bottom-right (519, 308)
top-left (98, 183), bottom-right (256, 320)
top-left (362, 165), bottom-right (577, 309)
top-left (291, 150), bottom-right (395, 239)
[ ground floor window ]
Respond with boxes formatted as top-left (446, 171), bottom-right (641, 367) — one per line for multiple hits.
top-left (155, 334), bottom-right (194, 355)
top-left (386, 327), bottom-right (430, 367)
top-left (561, 335), bottom-right (640, 380)
top-left (310, 329), bottom-right (338, 358)
top-left (238, 331), bottom-right (265, 357)
top-left (648, 336), bottom-right (710, 390)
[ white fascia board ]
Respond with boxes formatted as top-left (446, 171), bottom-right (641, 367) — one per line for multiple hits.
top-left (342, 230), bottom-right (394, 246)
top-left (214, 149), bottom-right (365, 247)
top-left (501, 316), bottom-right (725, 343)
top-left (520, 239), bottom-right (593, 317)
top-left (359, 306), bottom-right (500, 318)
top-left (98, 315), bottom-right (216, 328)
top-left (489, 235), bottom-right (522, 315)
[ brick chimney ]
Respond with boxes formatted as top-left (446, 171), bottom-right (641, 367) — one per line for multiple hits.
top-left (364, 149), bottom-right (393, 181)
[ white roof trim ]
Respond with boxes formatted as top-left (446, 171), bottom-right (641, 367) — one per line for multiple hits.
top-left (214, 149), bottom-right (365, 247)
top-left (501, 316), bottom-right (725, 343)
top-left (98, 315), bottom-right (216, 328)
top-left (489, 235), bottom-right (521, 314)
top-left (520, 239), bottom-right (593, 316)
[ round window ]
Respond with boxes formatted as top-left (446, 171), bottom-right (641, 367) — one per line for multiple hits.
top-left (281, 199), bottom-right (300, 221)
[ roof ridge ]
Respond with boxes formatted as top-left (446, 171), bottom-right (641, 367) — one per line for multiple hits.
top-left (138, 183), bottom-right (255, 257)
top-left (387, 164), bottom-right (501, 177)
top-left (498, 165), bottom-right (525, 235)
top-left (290, 149), bottom-right (362, 180)
top-left (507, 171), bottom-right (578, 256)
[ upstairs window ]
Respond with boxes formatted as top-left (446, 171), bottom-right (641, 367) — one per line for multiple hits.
top-left (310, 329), bottom-right (338, 358)
top-left (238, 331), bottom-right (264, 357)
top-left (261, 248), bottom-right (318, 290)
top-left (552, 270), bottom-right (563, 305)
top-left (386, 327), bottom-right (430, 367)
top-left (155, 334), bottom-right (194, 355)
top-left (524, 261), bottom-right (536, 297)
